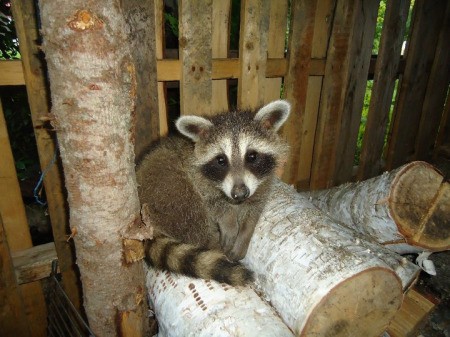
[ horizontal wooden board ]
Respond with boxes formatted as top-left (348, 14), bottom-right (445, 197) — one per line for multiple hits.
top-left (12, 242), bottom-right (58, 285)
top-left (0, 60), bottom-right (25, 85)
top-left (157, 58), bottom-right (327, 81)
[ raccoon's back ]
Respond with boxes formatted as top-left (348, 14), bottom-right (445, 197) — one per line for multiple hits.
top-left (136, 137), bottom-right (219, 247)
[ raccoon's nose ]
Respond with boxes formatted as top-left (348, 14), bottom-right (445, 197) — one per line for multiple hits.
top-left (231, 184), bottom-right (250, 202)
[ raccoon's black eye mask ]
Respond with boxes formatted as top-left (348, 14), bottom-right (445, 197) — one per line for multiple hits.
top-left (244, 151), bottom-right (277, 178)
top-left (201, 155), bottom-right (229, 182)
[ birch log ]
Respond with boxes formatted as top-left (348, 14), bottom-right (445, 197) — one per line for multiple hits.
top-left (146, 269), bottom-right (294, 337)
top-left (303, 161), bottom-right (450, 254)
top-left (243, 181), bottom-right (409, 336)
top-left (144, 180), bottom-right (421, 337)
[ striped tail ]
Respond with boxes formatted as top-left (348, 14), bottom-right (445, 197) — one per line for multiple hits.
top-left (144, 237), bottom-right (253, 286)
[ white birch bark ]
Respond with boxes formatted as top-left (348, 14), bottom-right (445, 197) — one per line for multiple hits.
top-left (243, 181), bottom-right (409, 336)
top-left (145, 180), bottom-right (421, 337)
top-left (303, 161), bottom-right (450, 254)
top-left (146, 268), bottom-right (294, 337)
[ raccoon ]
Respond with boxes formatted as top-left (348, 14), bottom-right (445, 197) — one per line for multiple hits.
top-left (136, 100), bottom-right (290, 286)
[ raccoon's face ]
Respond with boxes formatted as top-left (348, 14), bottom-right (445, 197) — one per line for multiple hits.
top-left (176, 100), bottom-right (290, 204)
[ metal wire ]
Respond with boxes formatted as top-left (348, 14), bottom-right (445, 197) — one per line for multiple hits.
top-left (47, 260), bottom-right (95, 337)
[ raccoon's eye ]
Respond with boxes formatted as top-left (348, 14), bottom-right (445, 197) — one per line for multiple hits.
top-left (246, 151), bottom-right (258, 163)
top-left (216, 155), bottom-right (227, 166)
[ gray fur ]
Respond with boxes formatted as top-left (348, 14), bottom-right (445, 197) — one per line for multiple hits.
top-left (136, 100), bottom-right (290, 285)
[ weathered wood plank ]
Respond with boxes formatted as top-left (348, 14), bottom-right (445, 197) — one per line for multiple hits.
top-left (0, 92), bottom-right (47, 337)
top-left (211, 0), bottom-right (230, 113)
top-left (291, 0), bottom-right (336, 190)
top-left (155, 0), bottom-right (168, 136)
top-left (357, 0), bottom-right (411, 180)
top-left (386, 0), bottom-right (448, 170)
top-left (11, 0), bottom-right (81, 313)
top-left (435, 88), bottom-right (450, 150)
top-left (281, 0), bottom-right (317, 186)
top-left (0, 215), bottom-right (32, 337)
top-left (237, 0), bottom-right (270, 109)
top-left (156, 58), bottom-right (332, 81)
top-left (310, 0), bottom-right (379, 189)
top-left (332, 0), bottom-right (380, 186)
top-left (123, 0), bottom-right (160, 159)
top-left (263, 0), bottom-right (288, 103)
top-left (0, 60), bottom-right (25, 85)
top-left (414, 1), bottom-right (450, 161)
top-left (387, 288), bottom-right (436, 337)
top-left (12, 242), bottom-right (57, 285)
top-left (179, 0), bottom-right (213, 115)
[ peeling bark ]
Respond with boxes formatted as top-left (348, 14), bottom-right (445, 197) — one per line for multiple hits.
top-left (304, 161), bottom-right (450, 254)
top-left (146, 270), bottom-right (294, 337)
top-left (145, 181), bottom-right (417, 337)
top-left (39, 1), bottom-right (148, 335)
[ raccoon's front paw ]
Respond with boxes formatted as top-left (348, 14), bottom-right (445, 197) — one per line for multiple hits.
top-left (226, 244), bottom-right (247, 261)
top-left (221, 235), bottom-right (236, 258)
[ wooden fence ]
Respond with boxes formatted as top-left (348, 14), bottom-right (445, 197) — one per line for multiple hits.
top-left (0, 0), bottom-right (449, 335)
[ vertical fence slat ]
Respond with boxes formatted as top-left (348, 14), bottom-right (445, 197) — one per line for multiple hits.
top-left (332, 0), bottom-right (380, 186)
top-left (435, 88), bottom-right (450, 151)
top-left (263, 0), bottom-right (288, 103)
top-left (357, 0), bottom-right (411, 180)
top-left (281, 0), bottom-right (317, 186)
top-left (0, 100), bottom-right (47, 336)
top-left (0, 214), bottom-right (32, 337)
top-left (11, 0), bottom-right (82, 314)
top-left (179, 0), bottom-right (213, 116)
top-left (310, 0), bottom-right (378, 189)
top-left (414, 2), bottom-right (450, 161)
top-left (211, 0), bottom-right (231, 113)
top-left (386, 0), bottom-right (448, 170)
top-left (310, 0), bottom-right (356, 189)
top-left (123, 0), bottom-right (160, 159)
top-left (155, 0), bottom-right (168, 136)
top-left (238, 0), bottom-right (270, 109)
top-left (287, 0), bottom-right (335, 189)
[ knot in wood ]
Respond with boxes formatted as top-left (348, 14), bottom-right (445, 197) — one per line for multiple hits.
top-left (68, 9), bottom-right (104, 32)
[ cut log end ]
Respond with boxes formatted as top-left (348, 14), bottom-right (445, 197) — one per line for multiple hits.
top-left (389, 161), bottom-right (450, 251)
top-left (301, 268), bottom-right (402, 337)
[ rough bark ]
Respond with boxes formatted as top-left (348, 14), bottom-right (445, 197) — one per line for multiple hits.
top-left (145, 181), bottom-right (418, 337)
top-left (146, 269), bottom-right (294, 337)
top-left (304, 161), bottom-right (450, 254)
top-left (39, 1), bottom-right (147, 336)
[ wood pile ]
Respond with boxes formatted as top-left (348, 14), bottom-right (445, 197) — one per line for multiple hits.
top-left (146, 161), bottom-right (448, 336)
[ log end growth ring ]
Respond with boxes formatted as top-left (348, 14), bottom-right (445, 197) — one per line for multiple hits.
top-left (300, 267), bottom-right (402, 337)
top-left (389, 161), bottom-right (450, 251)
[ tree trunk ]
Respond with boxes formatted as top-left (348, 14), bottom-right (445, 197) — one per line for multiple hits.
top-left (39, 1), bottom-right (148, 336)
top-left (303, 161), bottom-right (450, 254)
top-left (145, 181), bottom-right (418, 337)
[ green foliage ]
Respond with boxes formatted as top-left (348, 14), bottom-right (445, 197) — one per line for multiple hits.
top-left (0, 0), bottom-right (20, 59)
top-left (164, 12), bottom-right (178, 38)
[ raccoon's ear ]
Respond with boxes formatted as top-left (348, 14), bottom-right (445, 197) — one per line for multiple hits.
top-left (176, 116), bottom-right (214, 142)
top-left (254, 100), bottom-right (291, 132)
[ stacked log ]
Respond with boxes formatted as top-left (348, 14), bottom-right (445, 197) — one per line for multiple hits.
top-left (303, 161), bottom-right (450, 254)
top-left (145, 177), bottom-right (426, 336)
top-left (146, 270), bottom-right (294, 337)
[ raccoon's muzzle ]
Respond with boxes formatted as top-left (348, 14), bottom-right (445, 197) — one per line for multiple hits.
top-left (144, 237), bottom-right (253, 286)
